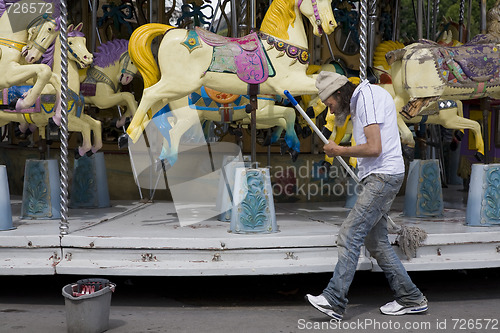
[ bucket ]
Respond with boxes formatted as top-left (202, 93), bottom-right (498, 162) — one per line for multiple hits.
top-left (62, 279), bottom-right (116, 333)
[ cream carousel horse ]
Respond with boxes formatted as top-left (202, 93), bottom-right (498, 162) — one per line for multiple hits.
top-left (384, 0), bottom-right (500, 120)
top-left (126, 0), bottom-right (337, 143)
top-left (82, 39), bottom-right (138, 128)
top-left (155, 88), bottom-right (301, 165)
top-left (0, 0), bottom-right (61, 112)
top-left (1, 24), bottom-right (97, 157)
top-left (374, 40), bottom-right (485, 159)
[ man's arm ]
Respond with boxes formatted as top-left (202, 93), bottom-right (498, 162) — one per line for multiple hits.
top-left (323, 124), bottom-right (382, 157)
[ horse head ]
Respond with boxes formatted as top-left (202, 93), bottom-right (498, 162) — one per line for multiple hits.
top-left (298, 0), bottom-right (336, 36)
top-left (68, 23), bottom-right (93, 69)
top-left (118, 52), bottom-right (138, 86)
top-left (23, 14), bottom-right (59, 64)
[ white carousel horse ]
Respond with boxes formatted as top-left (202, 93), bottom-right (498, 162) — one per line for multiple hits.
top-left (373, 40), bottom-right (485, 159)
top-left (0, 0), bottom-right (60, 112)
top-left (384, 0), bottom-right (500, 120)
top-left (82, 39), bottom-right (138, 128)
top-left (125, 0), bottom-right (337, 143)
top-left (0, 24), bottom-right (97, 157)
top-left (155, 87), bottom-right (301, 166)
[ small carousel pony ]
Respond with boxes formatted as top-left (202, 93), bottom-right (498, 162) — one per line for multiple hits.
top-left (384, 0), bottom-right (500, 120)
top-left (373, 40), bottom-right (485, 159)
top-left (82, 39), bottom-right (138, 128)
top-left (126, 0), bottom-right (337, 143)
top-left (0, 0), bottom-right (60, 111)
top-left (0, 24), bottom-right (98, 157)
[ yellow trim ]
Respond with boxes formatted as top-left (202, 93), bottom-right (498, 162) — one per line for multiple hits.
top-left (0, 38), bottom-right (27, 52)
top-left (23, 113), bottom-right (34, 124)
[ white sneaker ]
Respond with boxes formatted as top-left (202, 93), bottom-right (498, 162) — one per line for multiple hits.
top-left (380, 298), bottom-right (428, 315)
top-left (305, 294), bottom-right (343, 321)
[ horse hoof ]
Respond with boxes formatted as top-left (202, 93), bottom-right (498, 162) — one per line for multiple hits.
top-left (118, 134), bottom-right (129, 149)
top-left (9, 98), bottom-right (19, 111)
top-left (475, 152), bottom-right (485, 162)
top-left (290, 149), bottom-right (299, 162)
top-left (155, 159), bottom-right (171, 172)
top-left (301, 126), bottom-right (312, 138)
top-left (74, 148), bottom-right (82, 159)
top-left (228, 127), bottom-right (242, 139)
top-left (86, 150), bottom-right (94, 157)
top-left (401, 144), bottom-right (415, 161)
top-left (454, 130), bottom-right (464, 141)
top-left (263, 134), bottom-right (272, 146)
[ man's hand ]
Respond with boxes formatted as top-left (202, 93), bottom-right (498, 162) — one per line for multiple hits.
top-left (323, 139), bottom-right (344, 157)
top-left (322, 124), bottom-right (382, 158)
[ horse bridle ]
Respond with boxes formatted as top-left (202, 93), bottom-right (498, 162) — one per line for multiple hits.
top-left (26, 13), bottom-right (57, 54)
top-left (298, 0), bottom-right (323, 34)
top-left (119, 52), bottom-right (136, 77)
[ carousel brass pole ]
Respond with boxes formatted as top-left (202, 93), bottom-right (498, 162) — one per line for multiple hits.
top-left (248, 0), bottom-right (257, 166)
top-left (90, 0), bottom-right (98, 53)
top-left (480, 0), bottom-right (489, 164)
top-left (392, 0), bottom-right (401, 41)
top-left (359, 0), bottom-right (368, 81)
top-left (59, 0), bottom-right (70, 235)
top-left (417, 0), bottom-right (423, 39)
top-left (231, 0), bottom-right (237, 37)
top-left (481, 0), bottom-right (487, 34)
top-left (367, 0), bottom-right (377, 67)
top-left (432, 0), bottom-right (439, 40)
top-left (467, 0), bottom-right (472, 41)
top-left (88, 0), bottom-right (102, 52)
top-left (459, 0), bottom-right (465, 42)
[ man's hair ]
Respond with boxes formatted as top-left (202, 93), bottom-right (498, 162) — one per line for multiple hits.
top-left (332, 81), bottom-right (356, 111)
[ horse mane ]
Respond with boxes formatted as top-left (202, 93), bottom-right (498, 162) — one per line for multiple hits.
top-left (94, 39), bottom-right (129, 68)
top-left (373, 40), bottom-right (405, 70)
top-left (41, 28), bottom-right (84, 68)
top-left (259, 0), bottom-right (296, 40)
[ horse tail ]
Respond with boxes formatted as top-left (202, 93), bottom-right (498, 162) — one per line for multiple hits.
top-left (129, 23), bottom-right (175, 88)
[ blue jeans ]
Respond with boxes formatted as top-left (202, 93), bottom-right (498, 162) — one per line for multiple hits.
top-left (322, 173), bottom-right (424, 314)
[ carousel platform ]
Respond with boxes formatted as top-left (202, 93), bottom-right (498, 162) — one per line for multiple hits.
top-left (1, 185), bottom-right (500, 276)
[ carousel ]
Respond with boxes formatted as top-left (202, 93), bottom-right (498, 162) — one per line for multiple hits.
top-left (0, 0), bottom-right (499, 276)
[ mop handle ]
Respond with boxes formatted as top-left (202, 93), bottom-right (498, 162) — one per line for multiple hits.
top-left (284, 90), bottom-right (361, 184)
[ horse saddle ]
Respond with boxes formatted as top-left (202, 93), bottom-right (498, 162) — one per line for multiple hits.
top-left (419, 39), bottom-right (500, 84)
top-left (0, 86), bottom-right (40, 113)
top-left (195, 27), bottom-right (273, 85)
top-left (189, 86), bottom-right (246, 111)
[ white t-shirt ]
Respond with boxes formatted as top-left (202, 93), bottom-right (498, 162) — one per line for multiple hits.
top-left (350, 80), bottom-right (405, 180)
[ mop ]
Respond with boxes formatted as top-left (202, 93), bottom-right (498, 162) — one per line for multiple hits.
top-left (284, 90), bottom-right (427, 259)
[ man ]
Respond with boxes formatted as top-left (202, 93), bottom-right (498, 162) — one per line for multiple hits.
top-left (305, 72), bottom-right (427, 321)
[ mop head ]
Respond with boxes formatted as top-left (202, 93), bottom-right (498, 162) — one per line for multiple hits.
top-left (396, 226), bottom-right (428, 260)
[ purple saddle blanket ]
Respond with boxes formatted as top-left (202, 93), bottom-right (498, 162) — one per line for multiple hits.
top-left (196, 27), bottom-right (270, 85)
top-left (417, 39), bottom-right (500, 83)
